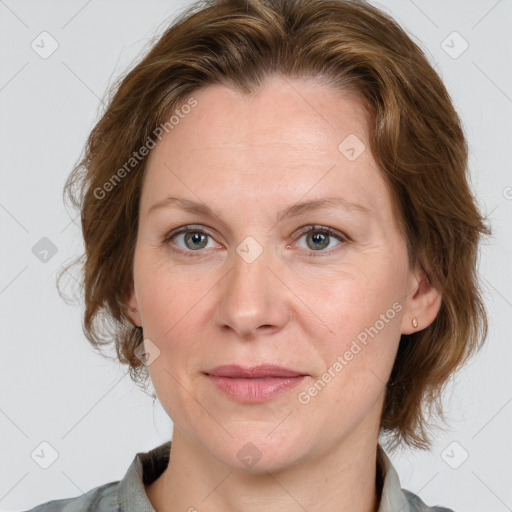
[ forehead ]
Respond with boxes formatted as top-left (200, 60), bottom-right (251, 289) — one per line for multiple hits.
top-left (171, 76), bottom-right (369, 155)
top-left (142, 76), bottom-right (392, 222)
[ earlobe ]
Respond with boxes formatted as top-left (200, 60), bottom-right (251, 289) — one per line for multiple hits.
top-left (401, 267), bottom-right (442, 335)
top-left (126, 293), bottom-right (142, 327)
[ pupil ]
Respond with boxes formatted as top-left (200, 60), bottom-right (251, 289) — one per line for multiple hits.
top-left (309, 232), bottom-right (329, 250)
top-left (185, 232), bottom-right (207, 250)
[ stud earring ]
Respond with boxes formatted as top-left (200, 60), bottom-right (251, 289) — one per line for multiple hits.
top-left (412, 317), bottom-right (418, 328)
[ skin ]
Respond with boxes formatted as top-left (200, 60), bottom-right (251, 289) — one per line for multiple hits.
top-left (127, 76), bottom-right (442, 512)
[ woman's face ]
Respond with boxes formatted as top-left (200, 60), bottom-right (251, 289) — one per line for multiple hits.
top-left (128, 76), bottom-right (439, 471)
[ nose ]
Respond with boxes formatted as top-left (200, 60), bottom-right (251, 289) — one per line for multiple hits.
top-left (214, 245), bottom-right (291, 339)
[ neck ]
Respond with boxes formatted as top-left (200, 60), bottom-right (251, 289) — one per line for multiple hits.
top-left (146, 429), bottom-right (381, 512)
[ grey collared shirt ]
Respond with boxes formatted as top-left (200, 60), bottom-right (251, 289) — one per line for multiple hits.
top-left (24, 442), bottom-right (454, 512)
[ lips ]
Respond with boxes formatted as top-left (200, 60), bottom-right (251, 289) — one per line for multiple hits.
top-left (204, 364), bottom-right (306, 378)
top-left (203, 364), bottom-right (308, 403)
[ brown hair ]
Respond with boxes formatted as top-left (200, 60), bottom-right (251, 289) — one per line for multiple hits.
top-left (58, 0), bottom-right (491, 451)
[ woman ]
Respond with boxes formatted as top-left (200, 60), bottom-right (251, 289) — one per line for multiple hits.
top-left (26, 0), bottom-right (490, 510)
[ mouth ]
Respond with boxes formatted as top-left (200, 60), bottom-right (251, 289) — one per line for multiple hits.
top-left (203, 364), bottom-right (308, 403)
top-left (204, 364), bottom-right (306, 378)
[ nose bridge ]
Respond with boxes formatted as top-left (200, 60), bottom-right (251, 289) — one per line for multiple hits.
top-left (215, 239), bottom-right (289, 337)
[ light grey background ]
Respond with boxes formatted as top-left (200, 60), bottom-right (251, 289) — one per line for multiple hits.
top-left (0, 1), bottom-right (511, 511)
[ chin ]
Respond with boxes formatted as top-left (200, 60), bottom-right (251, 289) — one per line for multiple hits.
top-left (204, 428), bottom-right (309, 474)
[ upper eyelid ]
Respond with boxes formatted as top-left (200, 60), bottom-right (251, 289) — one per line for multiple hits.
top-left (165, 225), bottom-right (219, 242)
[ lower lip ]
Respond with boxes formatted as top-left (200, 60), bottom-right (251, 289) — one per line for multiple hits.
top-left (206, 375), bottom-right (306, 403)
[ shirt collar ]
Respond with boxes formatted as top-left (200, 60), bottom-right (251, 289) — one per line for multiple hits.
top-left (377, 444), bottom-right (411, 512)
top-left (117, 441), bottom-right (170, 512)
top-left (117, 441), bottom-right (411, 512)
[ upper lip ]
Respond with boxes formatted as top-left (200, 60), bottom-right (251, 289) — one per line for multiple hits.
top-left (204, 364), bottom-right (306, 378)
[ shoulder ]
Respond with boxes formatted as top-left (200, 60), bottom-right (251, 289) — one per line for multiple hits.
top-left (376, 444), bottom-right (455, 512)
top-left (21, 441), bottom-right (170, 512)
top-left (403, 488), bottom-right (455, 512)
top-left (22, 481), bottom-right (121, 512)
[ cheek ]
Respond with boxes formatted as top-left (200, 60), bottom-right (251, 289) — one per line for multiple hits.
top-left (297, 300), bottom-right (401, 439)
top-left (135, 256), bottom-right (209, 334)
top-left (147, 359), bottom-right (202, 440)
top-left (139, 268), bottom-right (206, 426)
top-left (295, 263), bottom-right (404, 404)
top-left (296, 259), bottom-right (405, 343)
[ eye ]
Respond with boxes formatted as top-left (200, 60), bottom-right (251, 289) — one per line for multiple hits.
top-left (295, 225), bottom-right (346, 254)
top-left (164, 226), bottom-right (218, 254)
top-left (163, 224), bottom-right (347, 257)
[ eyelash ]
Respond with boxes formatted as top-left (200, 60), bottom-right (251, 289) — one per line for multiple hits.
top-left (162, 224), bottom-right (348, 258)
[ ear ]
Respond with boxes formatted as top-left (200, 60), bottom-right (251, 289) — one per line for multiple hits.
top-left (126, 290), bottom-right (142, 327)
top-left (400, 263), bottom-right (442, 335)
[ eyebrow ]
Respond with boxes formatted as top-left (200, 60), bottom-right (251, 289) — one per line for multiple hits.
top-left (147, 196), bottom-right (371, 224)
